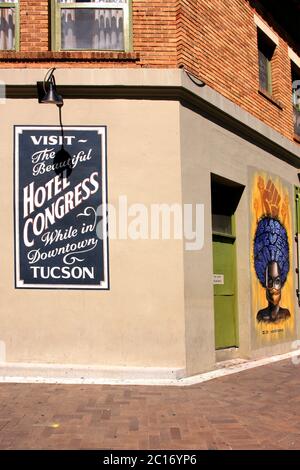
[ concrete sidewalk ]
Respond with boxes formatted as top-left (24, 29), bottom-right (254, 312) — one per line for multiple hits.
top-left (0, 358), bottom-right (299, 450)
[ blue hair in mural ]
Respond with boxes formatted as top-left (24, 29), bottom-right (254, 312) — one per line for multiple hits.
top-left (254, 217), bottom-right (289, 288)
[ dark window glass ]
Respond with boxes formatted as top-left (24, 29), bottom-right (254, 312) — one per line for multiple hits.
top-left (212, 214), bottom-right (232, 235)
top-left (258, 50), bottom-right (269, 92)
top-left (257, 30), bottom-right (275, 95)
top-left (61, 8), bottom-right (124, 50)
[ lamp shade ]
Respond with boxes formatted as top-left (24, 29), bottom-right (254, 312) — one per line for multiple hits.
top-left (41, 82), bottom-right (64, 106)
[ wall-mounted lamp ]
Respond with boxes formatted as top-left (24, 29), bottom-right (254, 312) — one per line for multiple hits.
top-left (36, 68), bottom-right (71, 178)
top-left (37, 68), bottom-right (63, 106)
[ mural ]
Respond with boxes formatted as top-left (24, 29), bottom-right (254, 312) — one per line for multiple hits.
top-left (250, 170), bottom-right (295, 347)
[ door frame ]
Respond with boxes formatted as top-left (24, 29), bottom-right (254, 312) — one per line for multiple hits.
top-left (212, 215), bottom-right (239, 350)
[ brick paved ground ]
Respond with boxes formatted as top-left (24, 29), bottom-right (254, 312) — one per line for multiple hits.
top-left (0, 358), bottom-right (300, 450)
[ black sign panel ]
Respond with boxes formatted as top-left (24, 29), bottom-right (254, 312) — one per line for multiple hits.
top-left (14, 126), bottom-right (109, 289)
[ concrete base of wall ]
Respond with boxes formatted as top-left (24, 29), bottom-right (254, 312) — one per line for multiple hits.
top-left (0, 363), bottom-right (185, 385)
top-left (1, 348), bottom-right (300, 386)
top-left (215, 347), bottom-right (241, 362)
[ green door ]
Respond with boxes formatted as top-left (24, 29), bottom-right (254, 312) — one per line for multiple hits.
top-left (213, 234), bottom-right (238, 349)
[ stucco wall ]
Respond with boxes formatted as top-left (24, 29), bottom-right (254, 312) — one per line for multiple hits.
top-left (0, 67), bottom-right (299, 378)
top-left (0, 97), bottom-right (186, 369)
top-left (180, 103), bottom-right (300, 375)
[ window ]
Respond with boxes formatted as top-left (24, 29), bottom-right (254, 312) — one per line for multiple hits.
top-left (257, 29), bottom-right (275, 95)
top-left (292, 63), bottom-right (300, 138)
top-left (52, 0), bottom-right (131, 51)
top-left (0, 0), bottom-right (19, 50)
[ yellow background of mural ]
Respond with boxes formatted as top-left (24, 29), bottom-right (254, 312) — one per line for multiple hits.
top-left (250, 171), bottom-right (295, 346)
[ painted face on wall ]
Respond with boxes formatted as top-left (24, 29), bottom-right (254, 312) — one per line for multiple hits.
top-left (266, 261), bottom-right (281, 306)
top-left (251, 173), bottom-right (295, 344)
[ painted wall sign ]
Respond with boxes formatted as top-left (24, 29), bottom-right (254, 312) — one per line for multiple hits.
top-left (14, 126), bottom-right (109, 289)
top-left (213, 274), bottom-right (224, 285)
top-left (250, 169), bottom-right (295, 348)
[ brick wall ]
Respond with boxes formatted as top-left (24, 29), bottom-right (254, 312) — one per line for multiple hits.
top-left (16, 1), bottom-right (179, 67)
top-left (20, 0), bottom-right (49, 52)
top-left (177, 0), bottom-right (298, 143)
top-left (133, 0), bottom-right (178, 67)
top-left (0, 0), bottom-right (298, 143)
top-left (194, 0), bottom-right (296, 143)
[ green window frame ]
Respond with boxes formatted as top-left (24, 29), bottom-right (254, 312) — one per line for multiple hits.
top-left (257, 28), bottom-right (275, 96)
top-left (51, 0), bottom-right (132, 52)
top-left (0, 1), bottom-right (19, 51)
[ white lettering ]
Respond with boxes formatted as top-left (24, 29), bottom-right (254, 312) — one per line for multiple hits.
top-left (30, 266), bottom-right (95, 280)
top-left (30, 135), bottom-right (76, 146)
